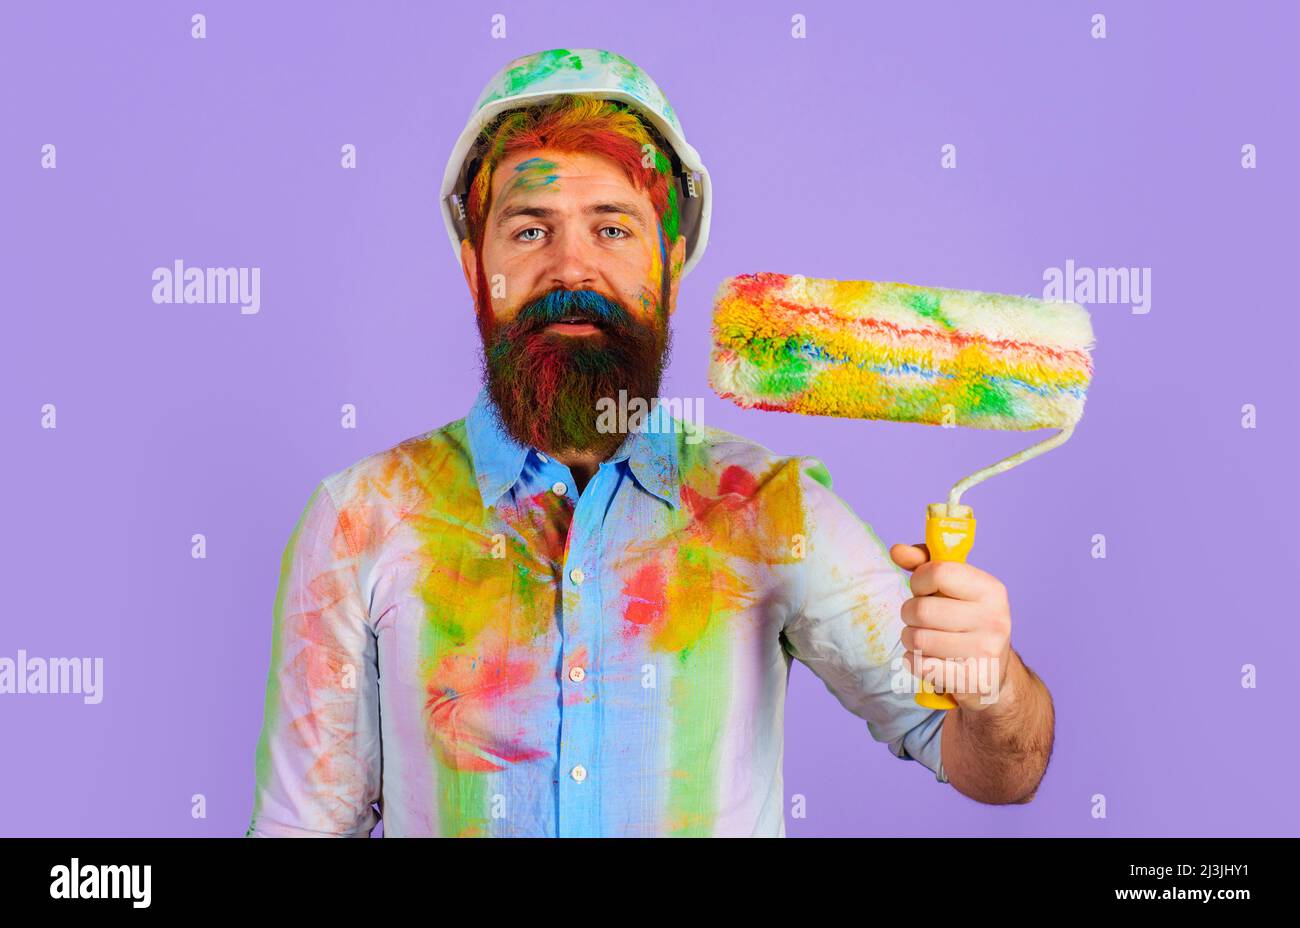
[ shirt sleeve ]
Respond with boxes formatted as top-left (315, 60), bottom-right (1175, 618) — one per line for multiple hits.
top-left (780, 457), bottom-right (949, 784)
top-left (245, 480), bottom-right (383, 836)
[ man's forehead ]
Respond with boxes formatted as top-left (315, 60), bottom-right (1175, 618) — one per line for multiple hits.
top-left (490, 153), bottom-right (652, 229)
top-left (493, 150), bottom-right (638, 200)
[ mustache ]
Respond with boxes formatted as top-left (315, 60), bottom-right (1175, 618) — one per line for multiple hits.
top-left (508, 288), bottom-right (638, 334)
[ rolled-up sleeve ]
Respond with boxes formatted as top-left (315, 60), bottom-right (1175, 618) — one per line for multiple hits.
top-left (246, 480), bottom-right (383, 836)
top-left (781, 457), bottom-right (949, 784)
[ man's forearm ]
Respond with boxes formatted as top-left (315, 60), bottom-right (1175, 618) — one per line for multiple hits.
top-left (941, 650), bottom-right (1054, 804)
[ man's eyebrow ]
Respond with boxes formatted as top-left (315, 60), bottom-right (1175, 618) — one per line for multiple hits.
top-left (588, 202), bottom-right (649, 230)
top-left (495, 202), bottom-right (649, 230)
top-left (495, 204), bottom-right (553, 226)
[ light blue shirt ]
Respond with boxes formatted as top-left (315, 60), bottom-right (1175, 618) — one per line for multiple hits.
top-left (247, 387), bottom-right (947, 837)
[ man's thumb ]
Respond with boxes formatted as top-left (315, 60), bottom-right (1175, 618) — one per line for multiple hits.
top-left (889, 542), bottom-right (931, 572)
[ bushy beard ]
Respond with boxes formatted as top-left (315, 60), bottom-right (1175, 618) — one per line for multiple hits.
top-left (478, 286), bottom-right (672, 458)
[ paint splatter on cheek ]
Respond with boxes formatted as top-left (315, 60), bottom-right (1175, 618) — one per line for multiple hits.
top-left (637, 222), bottom-right (667, 317)
top-left (634, 285), bottom-right (655, 316)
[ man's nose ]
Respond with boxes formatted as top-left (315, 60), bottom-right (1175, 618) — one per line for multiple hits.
top-left (546, 228), bottom-right (599, 291)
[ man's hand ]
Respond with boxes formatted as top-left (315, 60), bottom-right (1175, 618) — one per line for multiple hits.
top-left (889, 543), bottom-right (1015, 712)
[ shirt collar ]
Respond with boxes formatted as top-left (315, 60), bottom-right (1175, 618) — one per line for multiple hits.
top-left (464, 386), bottom-right (681, 510)
top-left (606, 397), bottom-right (680, 510)
top-left (464, 387), bottom-right (532, 508)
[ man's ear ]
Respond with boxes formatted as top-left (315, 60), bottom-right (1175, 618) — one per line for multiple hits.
top-left (460, 238), bottom-right (478, 294)
top-left (666, 234), bottom-right (687, 316)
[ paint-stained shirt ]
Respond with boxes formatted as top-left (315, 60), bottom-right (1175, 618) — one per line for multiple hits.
top-left (245, 386), bottom-right (948, 838)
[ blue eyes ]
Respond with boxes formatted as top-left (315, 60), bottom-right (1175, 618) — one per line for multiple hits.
top-left (514, 227), bottom-right (628, 242)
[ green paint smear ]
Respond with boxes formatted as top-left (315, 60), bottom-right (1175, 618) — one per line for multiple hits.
top-left (664, 544), bottom-right (730, 836)
top-left (962, 379), bottom-right (1014, 418)
top-left (251, 482), bottom-right (324, 803)
top-left (496, 49), bottom-right (583, 99)
top-left (734, 337), bottom-right (813, 397)
top-left (904, 290), bottom-right (956, 329)
top-left (756, 356), bottom-right (812, 398)
top-left (433, 636), bottom-right (490, 835)
top-left (801, 459), bottom-right (833, 490)
top-left (405, 420), bottom-right (496, 836)
top-left (662, 170), bottom-right (680, 244)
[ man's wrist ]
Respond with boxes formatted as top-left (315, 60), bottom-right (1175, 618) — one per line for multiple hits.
top-left (962, 649), bottom-right (1024, 716)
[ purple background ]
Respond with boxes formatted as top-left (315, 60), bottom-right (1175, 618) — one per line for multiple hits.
top-left (3, 0), bottom-right (1297, 837)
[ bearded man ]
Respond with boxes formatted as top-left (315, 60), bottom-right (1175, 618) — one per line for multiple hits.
top-left (246, 47), bottom-right (1053, 838)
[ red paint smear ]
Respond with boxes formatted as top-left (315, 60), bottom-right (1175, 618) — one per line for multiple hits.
top-left (621, 561), bottom-right (666, 631)
top-left (425, 653), bottom-right (549, 772)
top-left (680, 464), bottom-right (759, 519)
top-left (711, 394), bottom-right (810, 416)
top-left (718, 465), bottom-right (759, 498)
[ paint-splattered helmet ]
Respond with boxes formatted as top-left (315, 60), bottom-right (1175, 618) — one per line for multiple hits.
top-left (441, 48), bottom-right (712, 277)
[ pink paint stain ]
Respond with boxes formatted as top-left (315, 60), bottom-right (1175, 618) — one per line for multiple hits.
top-left (426, 652), bottom-right (550, 772)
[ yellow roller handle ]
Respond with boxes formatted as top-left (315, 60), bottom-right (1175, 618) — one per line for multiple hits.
top-left (914, 503), bottom-right (976, 710)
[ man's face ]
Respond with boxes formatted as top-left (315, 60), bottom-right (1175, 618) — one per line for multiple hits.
top-left (460, 147), bottom-right (687, 457)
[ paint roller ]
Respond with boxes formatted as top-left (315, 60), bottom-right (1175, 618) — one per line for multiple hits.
top-left (708, 272), bottom-right (1095, 710)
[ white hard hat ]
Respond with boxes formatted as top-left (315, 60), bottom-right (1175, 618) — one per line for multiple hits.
top-left (441, 48), bottom-right (712, 278)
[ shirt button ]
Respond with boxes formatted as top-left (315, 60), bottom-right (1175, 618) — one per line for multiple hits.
top-left (569, 567), bottom-right (585, 584)
top-left (568, 665), bottom-right (585, 682)
top-left (571, 764), bottom-right (587, 782)
top-left (537, 453), bottom-right (549, 463)
top-left (551, 481), bottom-right (567, 496)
